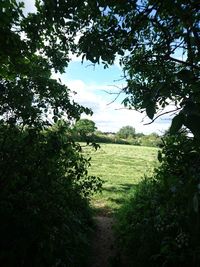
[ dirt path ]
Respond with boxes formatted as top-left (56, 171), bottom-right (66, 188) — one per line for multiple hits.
top-left (90, 216), bottom-right (128, 267)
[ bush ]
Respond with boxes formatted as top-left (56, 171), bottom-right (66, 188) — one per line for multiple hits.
top-left (0, 122), bottom-right (102, 267)
top-left (139, 133), bottom-right (162, 147)
top-left (115, 133), bottom-right (200, 267)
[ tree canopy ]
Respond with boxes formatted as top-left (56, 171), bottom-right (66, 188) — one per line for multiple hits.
top-left (75, 0), bottom-right (200, 138)
top-left (0, 2), bottom-right (102, 266)
top-left (74, 119), bottom-right (97, 136)
top-left (0, 0), bottom-right (92, 127)
top-left (117, 126), bottom-right (136, 139)
top-left (2, 0), bottom-right (199, 136)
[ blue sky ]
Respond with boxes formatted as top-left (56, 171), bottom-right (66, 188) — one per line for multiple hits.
top-left (21, 0), bottom-right (172, 134)
top-left (55, 58), bottom-right (171, 134)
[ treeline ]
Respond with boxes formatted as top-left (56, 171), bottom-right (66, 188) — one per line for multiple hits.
top-left (72, 119), bottom-right (162, 147)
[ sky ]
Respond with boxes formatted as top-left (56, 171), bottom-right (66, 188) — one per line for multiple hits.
top-left (53, 59), bottom-right (172, 134)
top-left (19, 0), bottom-right (172, 134)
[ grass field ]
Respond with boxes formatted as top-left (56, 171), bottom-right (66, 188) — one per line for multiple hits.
top-left (84, 143), bottom-right (159, 215)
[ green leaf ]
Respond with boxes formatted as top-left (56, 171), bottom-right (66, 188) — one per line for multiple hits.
top-left (177, 69), bottom-right (193, 83)
top-left (157, 150), bottom-right (162, 162)
top-left (193, 193), bottom-right (199, 213)
top-left (169, 113), bottom-right (184, 134)
top-left (146, 103), bottom-right (155, 120)
top-left (53, 116), bottom-right (58, 123)
top-left (183, 100), bottom-right (196, 114)
top-left (184, 114), bottom-right (200, 139)
top-left (81, 54), bottom-right (86, 63)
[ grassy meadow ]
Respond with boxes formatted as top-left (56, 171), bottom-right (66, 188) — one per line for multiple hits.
top-left (84, 143), bottom-right (159, 215)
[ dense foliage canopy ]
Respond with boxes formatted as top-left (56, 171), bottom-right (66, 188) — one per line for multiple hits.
top-left (75, 0), bottom-right (200, 137)
top-left (0, 1), bottom-right (102, 266)
top-left (2, 0), bottom-right (199, 134)
top-left (116, 132), bottom-right (200, 267)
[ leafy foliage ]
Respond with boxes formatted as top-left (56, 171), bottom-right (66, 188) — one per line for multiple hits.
top-left (94, 130), bottom-right (161, 147)
top-left (0, 122), bottom-right (102, 266)
top-left (2, 1), bottom-right (199, 135)
top-left (0, 1), bottom-right (102, 266)
top-left (116, 126), bottom-right (136, 139)
top-left (74, 0), bottom-right (200, 138)
top-left (115, 133), bottom-right (200, 267)
top-left (1, 1), bottom-right (199, 266)
top-left (73, 119), bottom-right (97, 142)
top-left (138, 132), bottom-right (161, 147)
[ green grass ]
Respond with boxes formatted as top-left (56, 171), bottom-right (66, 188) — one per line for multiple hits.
top-left (84, 143), bottom-right (159, 215)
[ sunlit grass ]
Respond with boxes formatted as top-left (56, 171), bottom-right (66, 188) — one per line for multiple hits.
top-left (83, 143), bottom-right (159, 215)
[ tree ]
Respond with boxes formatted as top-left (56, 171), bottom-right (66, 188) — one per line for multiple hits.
top-left (139, 132), bottom-right (161, 147)
top-left (0, 0), bottom-right (93, 126)
top-left (74, 119), bottom-right (97, 136)
top-left (75, 0), bottom-right (200, 138)
top-left (5, 1), bottom-right (198, 137)
top-left (0, 2), bottom-right (102, 266)
top-left (115, 132), bottom-right (200, 267)
top-left (117, 126), bottom-right (136, 139)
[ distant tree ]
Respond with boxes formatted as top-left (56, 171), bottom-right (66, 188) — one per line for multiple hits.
top-left (117, 126), bottom-right (136, 139)
top-left (140, 132), bottom-right (162, 147)
top-left (74, 119), bottom-right (97, 137)
top-left (135, 132), bottom-right (145, 138)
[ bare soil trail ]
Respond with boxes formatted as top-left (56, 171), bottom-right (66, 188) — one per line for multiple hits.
top-left (90, 215), bottom-right (129, 267)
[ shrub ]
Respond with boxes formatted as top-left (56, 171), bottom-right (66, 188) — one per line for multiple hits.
top-left (0, 122), bottom-right (102, 267)
top-left (139, 133), bottom-right (162, 147)
top-left (115, 133), bottom-right (200, 267)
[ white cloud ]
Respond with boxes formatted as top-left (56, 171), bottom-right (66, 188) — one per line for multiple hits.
top-left (51, 72), bottom-right (171, 134)
top-left (17, 0), bottom-right (173, 135)
top-left (90, 104), bottom-right (171, 134)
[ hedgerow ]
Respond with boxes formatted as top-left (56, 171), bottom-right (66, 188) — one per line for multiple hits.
top-left (115, 133), bottom-right (200, 267)
top-left (0, 122), bottom-right (102, 266)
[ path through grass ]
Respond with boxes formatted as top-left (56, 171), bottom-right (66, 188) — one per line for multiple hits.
top-left (85, 143), bottom-right (159, 215)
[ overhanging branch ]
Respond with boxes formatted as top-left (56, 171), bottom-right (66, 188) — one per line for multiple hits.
top-left (144, 107), bottom-right (181, 125)
top-left (166, 56), bottom-right (200, 71)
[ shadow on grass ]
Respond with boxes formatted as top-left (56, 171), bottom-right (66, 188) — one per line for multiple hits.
top-left (103, 183), bottom-right (138, 193)
top-left (92, 183), bottom-right (139, 216)
top-left (108, 197), bottom-right (125, 205)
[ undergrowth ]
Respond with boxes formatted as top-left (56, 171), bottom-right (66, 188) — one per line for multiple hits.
top-left (0, 123), bottom-right (102, 267)
top-left (115, 133), bottom-right (200, 267)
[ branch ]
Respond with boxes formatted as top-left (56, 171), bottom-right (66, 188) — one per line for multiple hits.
top-left (113, 76), bottom-right (126, 82)
top-left (106, 90), bottom-right (123, 105)
top-left (114, 107), bottom-right (133, 110)
top-left (191, 26), bottom-right (200, 52)
top-left (108, 84), bottom-right (126, 90)
top-left (171, 40), bottom-right (185, 54)
top-left (102, 84), bottom-right (125, 95)
top-left (85, 63), bottom-right (96, 69)
top-left (102, 90), bottom-right (121, 95)
top-left (102, 85), bottom-right (127, 105)
top-left (144, 107), bottom-right (181, 125)
top-left (168, 56), bottom-right (200, 70)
